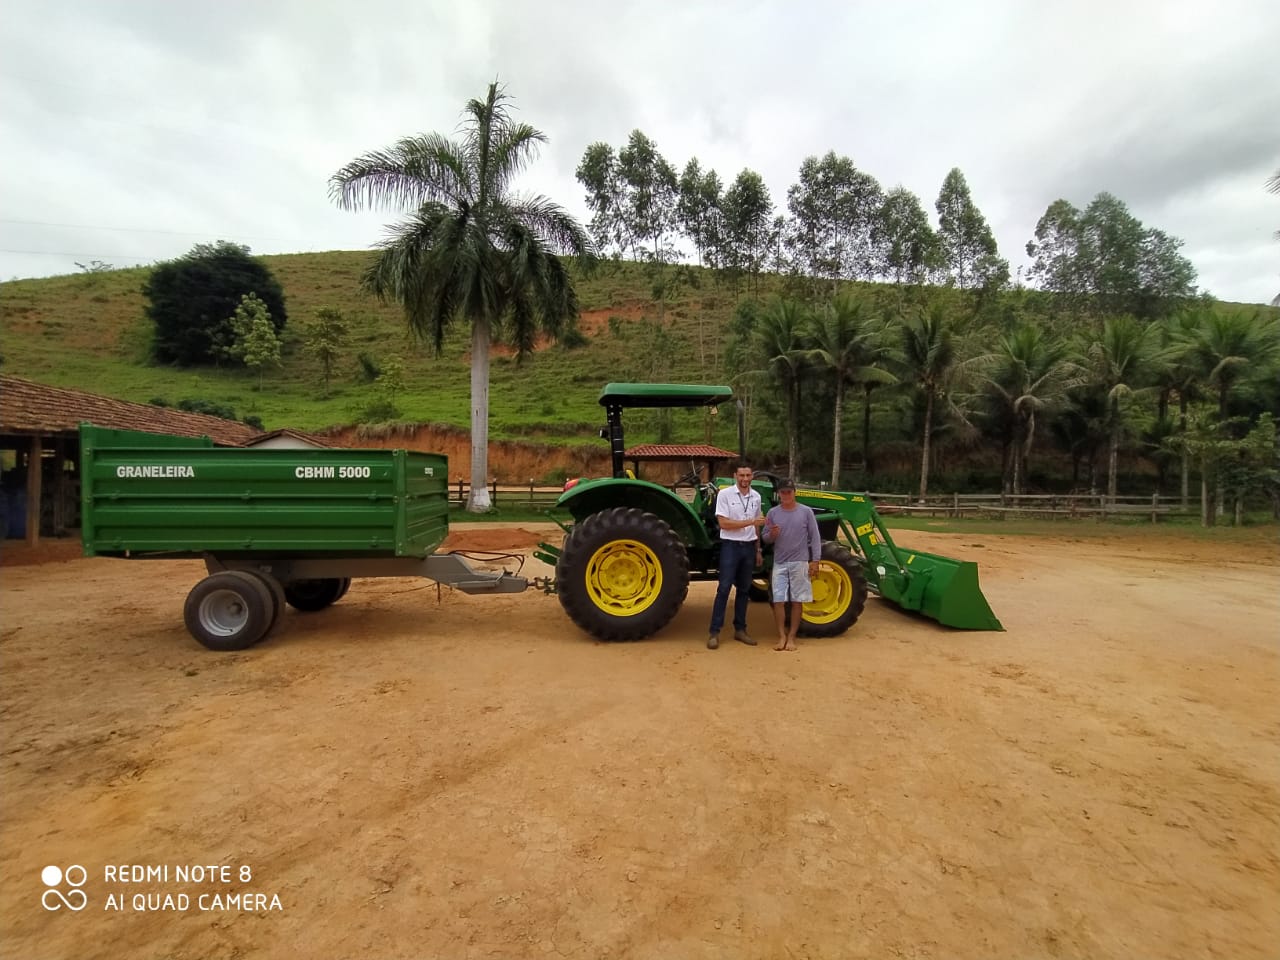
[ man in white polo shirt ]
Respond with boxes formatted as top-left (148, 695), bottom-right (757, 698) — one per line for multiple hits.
top-left (707, 461), bottom-right (765, 649)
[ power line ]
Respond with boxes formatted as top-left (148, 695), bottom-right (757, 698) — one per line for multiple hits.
top-left (0, 248), bottom-right (153, 261)
top-left (0, 218), bottom-right (291, 241)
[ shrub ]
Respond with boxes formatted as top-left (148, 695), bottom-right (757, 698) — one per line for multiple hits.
top-left (145, 241), bottom-right (287, 366)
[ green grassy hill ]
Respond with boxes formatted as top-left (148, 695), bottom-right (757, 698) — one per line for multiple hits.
top-left (1, 253), bottom-right (749, 449)
top-left (5, 253), bottom-right (1275, 491)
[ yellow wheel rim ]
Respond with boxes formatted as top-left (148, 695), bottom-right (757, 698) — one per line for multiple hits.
top-left (803, 560), bottom-right (852, 624)
top-left (585, 539), bottom-right (663, 617)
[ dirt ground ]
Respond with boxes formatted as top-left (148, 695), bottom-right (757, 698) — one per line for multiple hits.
top-left (1, 525), bottom-right (1277, 959)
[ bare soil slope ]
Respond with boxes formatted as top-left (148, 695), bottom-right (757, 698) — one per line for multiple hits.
top-left (1, 528), bottom-right (1277, 959)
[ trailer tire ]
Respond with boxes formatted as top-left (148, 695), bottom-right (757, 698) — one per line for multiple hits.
top-left (184, 571), bottom-right (275, 651)
top-left (797, 541), bottom-right (868, 637)
top-left (335, 577), bottom-right (352, 600)
top-left (283, 578), bottom-right (347, 612)
top-left (234, 569), bottom-right (286, 638)
top-left (557, 507), bottom-right (689, 641)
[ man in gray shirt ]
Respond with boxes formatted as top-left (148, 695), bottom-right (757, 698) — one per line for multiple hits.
top-left (760, 478), bottom-right (821, 651)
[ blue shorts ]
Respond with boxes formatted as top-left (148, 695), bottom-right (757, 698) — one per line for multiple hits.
top-left (771, 561), bottom-right (813, 603)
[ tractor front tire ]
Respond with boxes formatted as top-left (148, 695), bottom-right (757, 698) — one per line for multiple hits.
top-left (797, 541), bottom-right (869, 638)
top-left (557, 507), bottom-right (689, 642)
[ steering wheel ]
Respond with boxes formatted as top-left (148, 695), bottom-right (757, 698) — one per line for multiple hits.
top-left (673, 469), bottom-right (702, 489)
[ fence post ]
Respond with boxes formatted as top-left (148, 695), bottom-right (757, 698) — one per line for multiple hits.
top-left (456, 478), bottom-right (465, 504)
top-left (952, 491), bottom-right (959, 518)
top-left (491, 478), bottom-right (498, 504)
top-left (1151, 491), bottom-right (1159, 524)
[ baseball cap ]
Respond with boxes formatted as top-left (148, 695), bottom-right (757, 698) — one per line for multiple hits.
top-left (777, 478), bottom-right (796, 492)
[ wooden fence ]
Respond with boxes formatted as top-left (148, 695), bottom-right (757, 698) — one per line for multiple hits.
top-left (862, 491), bottom-right (1196, 522)
top-left (449, 480), bottom-right (567, 509)
top-left (449, 481), bottom-right (1195, 522)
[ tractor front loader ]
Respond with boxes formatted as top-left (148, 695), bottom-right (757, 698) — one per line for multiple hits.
top-left (536, 383), bottom-right (1002, 643)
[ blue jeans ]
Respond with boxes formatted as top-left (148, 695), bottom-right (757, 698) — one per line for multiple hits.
top-left (709, 540), bottom-right (756, 635)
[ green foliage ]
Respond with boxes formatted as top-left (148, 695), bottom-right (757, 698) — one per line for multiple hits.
top-left (935, 168), bottom-right (1008, 292)
top-left (785, 152), bottom-right (883, 288)
top-left (305, 307), bottom-right (350, 393)
top-left (1025, 193), bottom-right (1197, 319)
top-left (677, 158), bottom-right (726, 268)
top-left (229, 294), bottom-right (283, 389)
top-left (376, 354), bottom-right (406, 402)
top-left (558, 324), bottom-right (589, 349)
top-left (331, 81), bottom-right (596, 510)
top-left (577, 130), bottom-right (680, 265)
top-left (876, 188), bottom-right (939, 285)
top-left (145, 241), bottom-right (287, 366)
top-left (177, 397), bottom-right (238, 419)
top-left (721, 170), bottom-right (775, 295)
top-left (3, 237), bottom-right (1276, 499)
top-left (169, 396), bottom-right (261, 430)
top-left (1167, 407), bottom-right (1278, 522)
top-left (356, 351), bottom-right (382, 383)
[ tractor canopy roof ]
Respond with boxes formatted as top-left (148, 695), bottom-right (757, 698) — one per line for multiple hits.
top-left (597, 383), bottom-right (733, 408)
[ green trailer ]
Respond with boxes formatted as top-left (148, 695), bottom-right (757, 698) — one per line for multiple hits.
top-left (80, 424), bottom-right (527, 651)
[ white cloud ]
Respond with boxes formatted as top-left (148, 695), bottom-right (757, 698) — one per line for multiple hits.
top-left (1, 0), bottom-right (1276, 303)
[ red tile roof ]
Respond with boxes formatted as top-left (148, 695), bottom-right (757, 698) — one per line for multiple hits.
top-left (624, 443), bottom-right (740, 461)
top-left (0, 375), bottom-right (262, 447)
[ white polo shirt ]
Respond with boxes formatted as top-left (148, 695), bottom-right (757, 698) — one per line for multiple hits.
top-left (715, 484), bottom-right (762, 543)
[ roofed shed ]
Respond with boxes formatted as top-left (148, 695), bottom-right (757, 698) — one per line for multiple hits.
top-left (0, 375), bottom-right (262, 545)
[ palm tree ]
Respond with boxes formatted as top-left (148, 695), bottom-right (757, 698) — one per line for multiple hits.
top-left (806, 292), bottom-right (893, 487)
top-left (330, 82), bottom-right (595, 511)
top-left (1184, 309), bottom-right (1280, 419)
top-left (898, 302), bottom-right (967, 500)
top-left (1153, 308), bottom-right (1207, 507)
top-left (980, 326), bottom-right (1083, 495)
top-left (1081, 315), bottom-right (1162, 502)
top-left (752, 296), bottom-right (811, 478)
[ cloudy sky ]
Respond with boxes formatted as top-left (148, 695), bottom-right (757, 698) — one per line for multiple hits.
top-left (2, 0), bottom-right (1277, 303)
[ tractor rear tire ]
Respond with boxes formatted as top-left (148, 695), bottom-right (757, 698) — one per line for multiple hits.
top-left (283, 578), bottom-right (347, 612)
top-left (797, 541), bottom-right (868, 638)
top-left (557, 507), bottom-right (689, 641)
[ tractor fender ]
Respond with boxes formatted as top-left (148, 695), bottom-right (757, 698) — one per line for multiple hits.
top-left (557, 478), bottom-right (712, 549)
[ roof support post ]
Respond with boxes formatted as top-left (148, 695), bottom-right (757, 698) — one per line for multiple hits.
top-left (25, 434), bottom-right (42, 547)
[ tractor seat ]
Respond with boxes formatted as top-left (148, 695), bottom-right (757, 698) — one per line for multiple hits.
top-left (702, 483), bottom-right (722, 534)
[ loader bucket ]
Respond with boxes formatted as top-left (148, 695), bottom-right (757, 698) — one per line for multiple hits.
top-left (879, 548), bottom-right (1003, 631)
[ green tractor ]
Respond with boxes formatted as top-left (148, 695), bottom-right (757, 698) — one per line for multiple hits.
top-left (535, 383), bottom-right (1002, 642)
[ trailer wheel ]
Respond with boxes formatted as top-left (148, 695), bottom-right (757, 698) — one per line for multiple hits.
top-left (335, 577), bottom-right (352, 600)
top-left (183, 571), bottom-right (275, 651)
top-left (557, 507), bottom-right (689, 641)
top-left (797, 541), bottom-right (868, 637)
top-left (283, 578), bottom-right (347, 612)
top-left (235, 569), bottom-right (286, 637)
